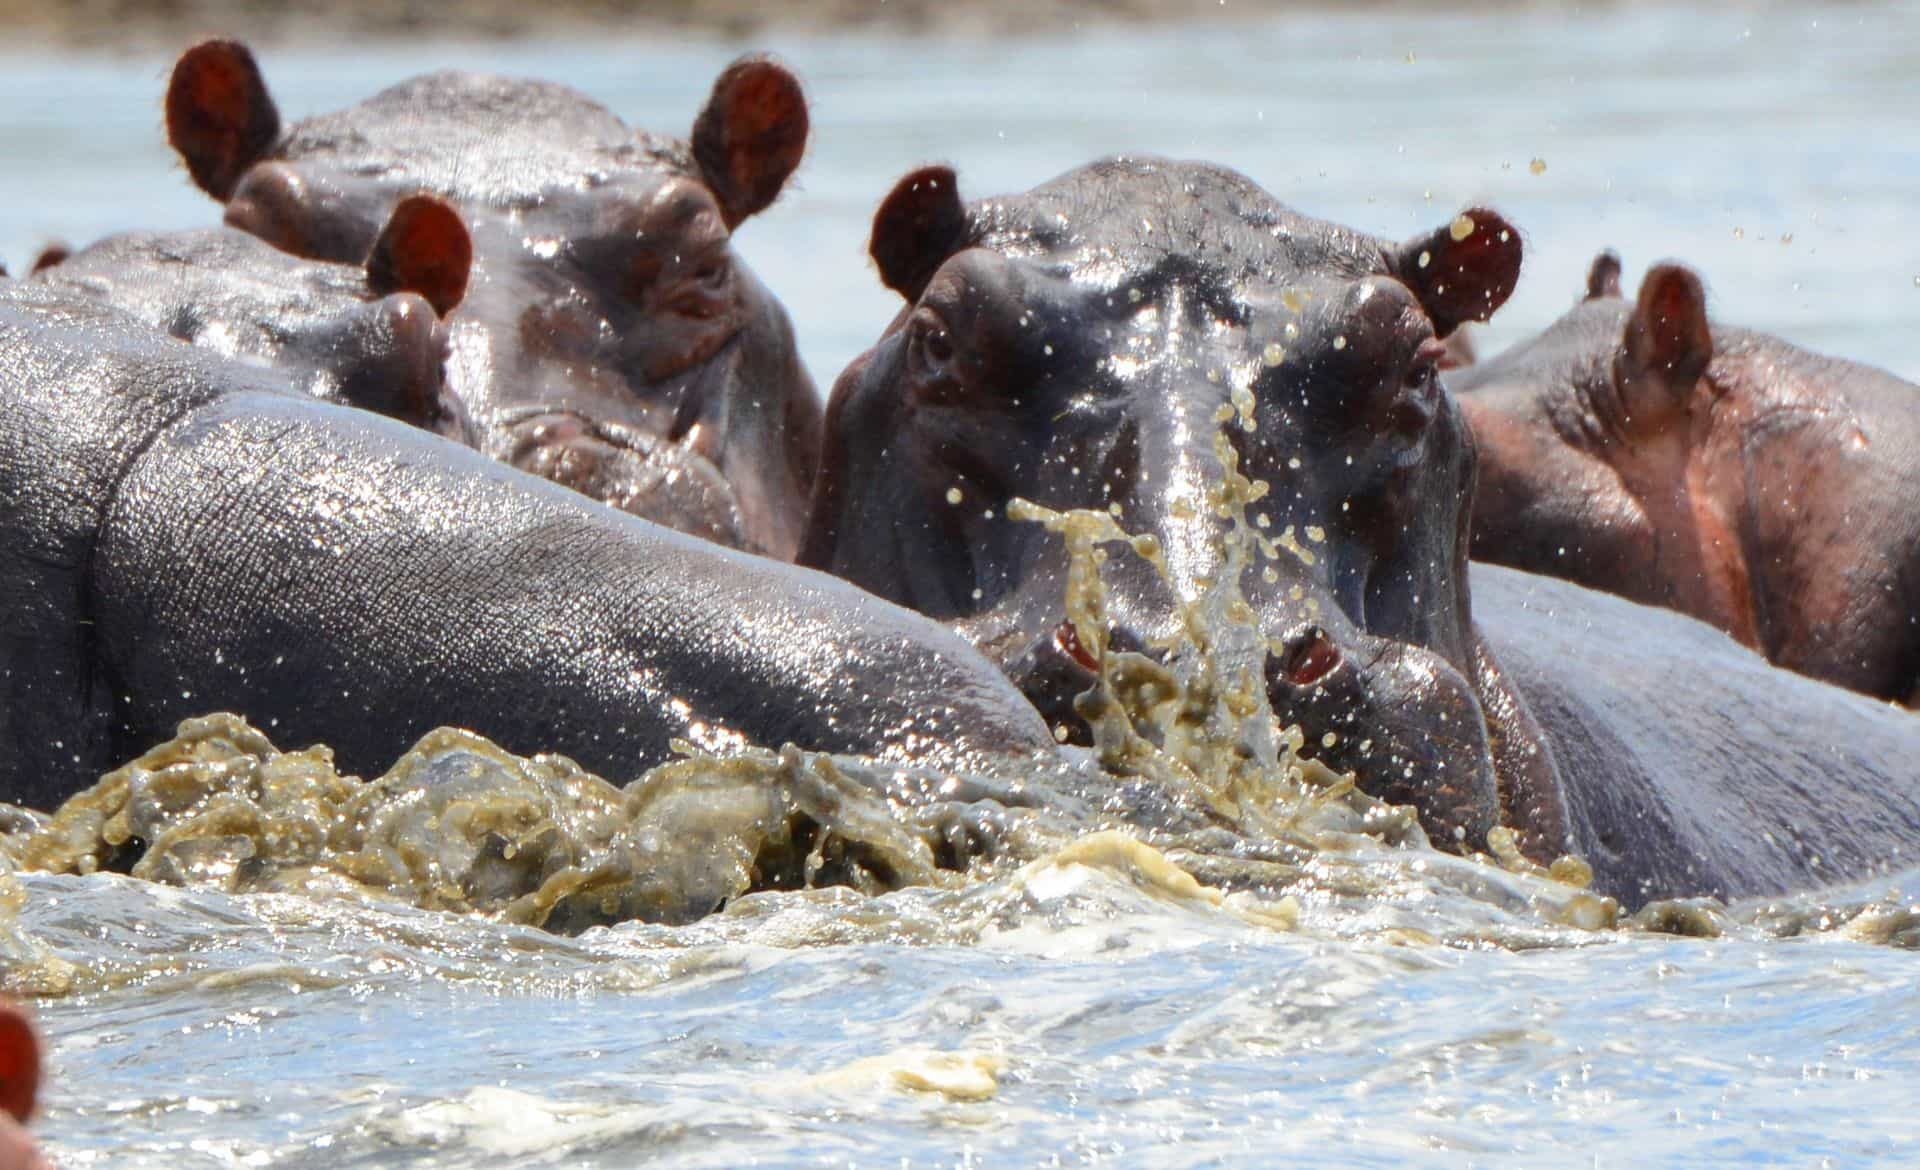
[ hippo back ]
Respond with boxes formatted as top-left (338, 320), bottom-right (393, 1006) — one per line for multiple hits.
top-left (1, 284), bottom-right (1055, 810)
top-left (1473, 562), bottom-right (1920, 907)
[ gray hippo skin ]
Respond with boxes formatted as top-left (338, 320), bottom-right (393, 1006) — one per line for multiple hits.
top-left (1454, 252), bottom-right (1920, 704)
top-left (165, 40), bottom-right (821, 558)
top-left (803, 157), bottom-right (1568, 860)
top-left (0, 283), bottom-right (1055, 813)
top-left (31, 198), bottom-right (474, 441)
top-left (1475, 563), bottom-right (1920, 906)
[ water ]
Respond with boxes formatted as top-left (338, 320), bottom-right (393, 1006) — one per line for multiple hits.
top-left (3, 4), bottom-right (1920, 1166)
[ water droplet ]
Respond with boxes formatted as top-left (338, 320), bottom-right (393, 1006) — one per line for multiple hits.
top-left (1332, 336), bottom-right (1347, 350)
top-left (1529, 158), bottom-right (1547, 175)
top-left (1262, 342), bottom-right (1286, 367)
top-left (1416, 250), bottom-right (1431, 269)
top-left (945, 486), bottom-right (963, 505)
top-left (1449, 214), bottom-right (1476, 241)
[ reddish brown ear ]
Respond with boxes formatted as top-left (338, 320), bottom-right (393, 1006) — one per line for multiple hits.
top-left (1619, 262), bottom-right (1712, 411)
top-left (1585, 249), bottom-right (1623, 300)
top-left (691, 56), bottom-right (808, 230)
top-left (167, 39), bottom-right (281, 202)
top-left (870, 165), bottom-right (969, 303)
top-left (1393, 207), bottom-right (1524, 337)
top-left (0, 1001), bottom-right (41, 1123)
top-left (366, 196), bottom-right (471, 317)
top-left (29, 243), bottom-right (70, 275)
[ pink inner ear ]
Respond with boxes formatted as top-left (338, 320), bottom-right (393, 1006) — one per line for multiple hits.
top-left (370, 197), bottom-right (471, 317)
top-left (1634, 265), bottom-right (1712, 376)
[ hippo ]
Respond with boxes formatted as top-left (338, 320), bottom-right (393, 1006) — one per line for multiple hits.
top-left (1454, 252), bottom-right (1920, 704)
top-left (802, 156), bottom-right (1569, 862)
top-left (30, 198), bottom-right (472, 440)
top-left (803, 158), bottom-right (1920, 907)
top-left (164, 40), bottom-right (821, 558)
top-left (0, 280), bottom-right (1059, 814)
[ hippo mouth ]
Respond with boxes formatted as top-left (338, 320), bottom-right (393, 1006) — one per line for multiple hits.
top-left (500, 408), bottom-right (755, 552)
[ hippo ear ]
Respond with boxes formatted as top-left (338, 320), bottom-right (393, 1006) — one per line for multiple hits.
top-left (366, 196), bottom-right (472, 317)
top-left (1616, 262), bottom-right (1712, 419)
top-left (870, 165), bottom-right (969, 303)
top-left (167, 39), bottom-right (282, 202)
top-left (30, 243), bottom-right (70, 275)
top-left (0, 1001), bottom-right (41, 1123)
top-left (1393, 208), bottom-right (1523, 337)
top-left (691, 56), bottom-right (809, 230)
top-left (1585, 249), bottom-right (1624, 300)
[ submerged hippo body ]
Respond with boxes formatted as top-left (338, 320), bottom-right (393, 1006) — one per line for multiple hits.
top-left (1455, 254), bottom-right (1920, 703)
top-left (805, 156), bottom-right (1567, 859)
top-left (166, 41), bottom-right (821, 557)
top-left (30, 199), bottom-right (473, 439)
top-left (0, 283), bottom-right (1055, 813)
top-left (1475, 564), bottom-right (1920, 905)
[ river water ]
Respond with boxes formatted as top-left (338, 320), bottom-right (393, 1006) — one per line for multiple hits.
top-left (3, 4), bottom-right (1919, 1167)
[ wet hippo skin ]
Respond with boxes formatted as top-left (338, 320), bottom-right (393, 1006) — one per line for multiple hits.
top-left (30, 197), bottom-right (473, 440)
top-left (804, 157), bottom-right (1920, 907)
top-left (1455, 252), bottom-right (1920, 704)
top-left (1475, 562), bottom-right (1920, 906)
top-left (804, 156), bottom-right (1567, 862)
top-left (0, 284), bottom-right (1056, 813)
top-left (166, 40), bottom-right (822, 558)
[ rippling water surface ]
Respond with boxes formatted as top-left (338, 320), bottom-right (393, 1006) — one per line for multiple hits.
top-left (2, 4), bottom-right (1919, 1167)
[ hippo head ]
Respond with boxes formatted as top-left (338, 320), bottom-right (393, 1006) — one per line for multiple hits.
top-left (165, 40), bottom-right (820, 557)
top-left (1451, 252), bottom-right (1720, 610)
top-left (37, 197), bottom-right (473, 441)
top-left (804, 157), bottom-right (1568, 859)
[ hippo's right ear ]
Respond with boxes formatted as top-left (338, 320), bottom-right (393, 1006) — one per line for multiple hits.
top-left (869, 166), bottom-right (969, 303)
top-left (366, 196), bottom-right (472, 317)
top-left (1585, 249), bottom-right (1624, 300)
top-left (1391, 208), bottom-right (1524, 338)
top-left (1616, 262), bottom-right (1712, 419)
top-left (167, 39), bottom-right (282, 202)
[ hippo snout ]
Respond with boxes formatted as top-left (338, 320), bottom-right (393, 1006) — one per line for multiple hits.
top-left (502, 410), bottom-right (751, 549)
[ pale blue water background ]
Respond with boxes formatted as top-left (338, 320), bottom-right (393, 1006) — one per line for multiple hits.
top-left (3, 5), bottom-right (1919, 1167)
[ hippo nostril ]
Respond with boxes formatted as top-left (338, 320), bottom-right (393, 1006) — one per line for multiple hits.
top-left (1273, 625), bottom-right (1341, 687)
top-left (1053, 619), bottom-right (1100, 674)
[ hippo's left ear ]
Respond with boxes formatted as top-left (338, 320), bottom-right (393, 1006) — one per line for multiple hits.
top-left (691, 56), bottom-right (809, 230)
top-left (167, 39), bottom-right (282, 202)
top-left (1391, 208), bottom-right (1524, 338)
top-left (869, 165), bottom-right (970, 303)
top-left (366, 196), bottom-right (472, 317)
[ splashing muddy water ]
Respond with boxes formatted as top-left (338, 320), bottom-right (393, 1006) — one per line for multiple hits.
top-left (6, 5), bottom-right (1920, 1165)
top-left (7, 425), bottom-right (1920, 1166)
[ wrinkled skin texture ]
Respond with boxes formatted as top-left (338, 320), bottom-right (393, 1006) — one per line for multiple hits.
top-left (804, 157), bottom-right (1568, 860)
top-left (30, 223), bottom-right (470, 441)
top-left (0, 284), bottom-right (1057, 813)
top-left (168, 41), bottom-right (820, 558)
top-left (1475, 564), bottom-right (1920, 906)
top-left (1455, 255), bottom-right (1920, 703)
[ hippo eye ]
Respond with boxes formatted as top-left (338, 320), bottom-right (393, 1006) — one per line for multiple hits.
top-left (908, 308), bottom-right (957, 380)
top-left (692, 257), bottom-right (730, 291)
